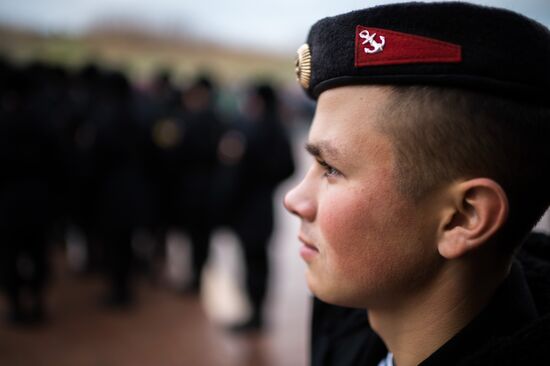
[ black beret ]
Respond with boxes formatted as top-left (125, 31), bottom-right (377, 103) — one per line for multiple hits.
top-left (295, 2), bottom-right (550, 106)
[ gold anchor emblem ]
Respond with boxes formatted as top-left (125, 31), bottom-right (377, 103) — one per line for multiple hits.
top-left (295, 43), bottom-right (312, 89)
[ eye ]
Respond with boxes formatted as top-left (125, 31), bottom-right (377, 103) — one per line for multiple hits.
top-left (316, 159), bottom-right (342, 178)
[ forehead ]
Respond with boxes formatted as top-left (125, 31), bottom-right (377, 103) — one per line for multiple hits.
top-left (308, 86), bottom-right (394, 163)
top-left (311, 85), bottom-right (392, 133)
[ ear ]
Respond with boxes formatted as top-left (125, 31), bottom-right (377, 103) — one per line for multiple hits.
top-left (438, 178), bottom-right (509, 259)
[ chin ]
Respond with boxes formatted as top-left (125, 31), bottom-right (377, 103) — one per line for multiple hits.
top-left (306, 271), bottom-right (369, 309)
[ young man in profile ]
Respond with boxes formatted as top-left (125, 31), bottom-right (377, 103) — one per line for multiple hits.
top-left (284, 2), bottom-right (550, 365)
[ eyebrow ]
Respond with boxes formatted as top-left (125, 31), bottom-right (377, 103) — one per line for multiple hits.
top-left (305, 141), bottom-right (341, 161)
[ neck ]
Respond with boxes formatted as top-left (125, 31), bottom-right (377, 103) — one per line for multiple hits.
top-left (368, 259), bottom-right (509, 366)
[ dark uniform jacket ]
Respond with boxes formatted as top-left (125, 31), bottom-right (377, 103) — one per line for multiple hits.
top-left (311, 232), bottom-right (550, 366)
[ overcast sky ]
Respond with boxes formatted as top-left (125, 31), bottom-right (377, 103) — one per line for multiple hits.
top-left (0, 0), bottom-right (549, 53)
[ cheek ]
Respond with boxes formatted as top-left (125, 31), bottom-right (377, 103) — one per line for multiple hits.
top-left (319, 176), bottom-right (398, 250)
top-left (314, 179), bottom-right (424, 306)
top-left (318, 183), bottom-right (392, 274)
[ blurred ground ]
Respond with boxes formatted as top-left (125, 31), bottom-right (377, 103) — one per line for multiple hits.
top-left (0, 130), bottom-right (311, 366)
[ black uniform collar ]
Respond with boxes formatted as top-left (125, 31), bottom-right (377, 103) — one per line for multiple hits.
top-left (418, 261), bottom-right (539, 365)
top-left (310, 261), bottom-right (540, 366)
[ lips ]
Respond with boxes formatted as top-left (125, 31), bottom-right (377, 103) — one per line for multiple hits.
top-left (299, 235), bottom-right (319, 262)
top-left (299, 235), bottom-right (318, 251)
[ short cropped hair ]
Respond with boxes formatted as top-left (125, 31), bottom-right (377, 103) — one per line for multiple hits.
top-left (381, 86), bottom-right (550, 252)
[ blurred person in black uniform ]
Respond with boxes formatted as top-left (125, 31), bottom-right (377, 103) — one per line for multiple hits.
top-left (56, 63), bottom-right (107, 274)
top-left (148, 68), bottom-right (181, 114)
top-left (0, 61), bottom-right (60, 324)
top-left (176, 75), bottom-right (225, 294)
top-left (227, 82), bottom-right (295, 331)
top-left (92, 70), bottom-right (154, 306)
top-left (142, 69), bottom-right (184, 268)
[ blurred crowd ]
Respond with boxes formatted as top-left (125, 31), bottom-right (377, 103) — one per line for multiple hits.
top-left (0, 57), bottom-right (306, 331)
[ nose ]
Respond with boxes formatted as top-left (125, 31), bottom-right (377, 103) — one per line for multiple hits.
top-left (284, 173), bottom-right (316, 222)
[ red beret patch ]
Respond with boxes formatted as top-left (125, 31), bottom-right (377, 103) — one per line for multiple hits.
top-left (355, 25), bottom-right (462, 67)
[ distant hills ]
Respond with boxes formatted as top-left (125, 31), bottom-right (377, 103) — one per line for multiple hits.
top-left (0, 22), bottom-right (294, 85)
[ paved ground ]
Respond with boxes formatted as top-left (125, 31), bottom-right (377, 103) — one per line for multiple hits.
top-left (0, 132), bottom-right (312, 366)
